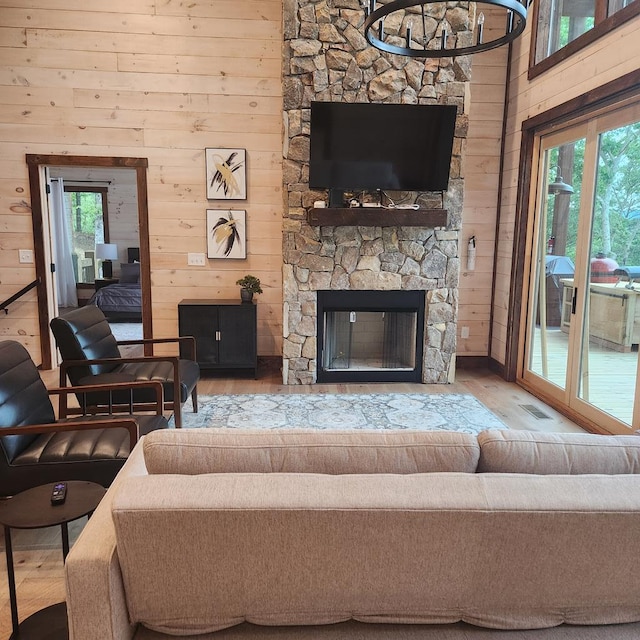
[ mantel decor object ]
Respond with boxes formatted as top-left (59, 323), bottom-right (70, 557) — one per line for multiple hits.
top-left (363, 0), bottom-right (528, 58)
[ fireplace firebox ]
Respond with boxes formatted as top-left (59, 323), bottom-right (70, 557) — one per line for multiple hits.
top-left (317, 290), bottom-right (425, 383)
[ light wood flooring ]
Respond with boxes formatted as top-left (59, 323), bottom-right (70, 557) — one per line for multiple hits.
top-left (0, 365), bottom-right (586, 637)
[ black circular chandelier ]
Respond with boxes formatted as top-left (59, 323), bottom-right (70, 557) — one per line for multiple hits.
top-left (363, 0), bottom-right (529, 58)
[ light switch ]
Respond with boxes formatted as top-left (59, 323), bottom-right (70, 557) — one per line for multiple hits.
top-left (19, 249), bottom-right (34, 264)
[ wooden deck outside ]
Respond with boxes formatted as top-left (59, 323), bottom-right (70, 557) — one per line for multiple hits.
top-left (529, 327), bottom-right (638, 426)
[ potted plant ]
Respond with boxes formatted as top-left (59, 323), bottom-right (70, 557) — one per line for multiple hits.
top-left (236, 274), bottom-right (262, 303)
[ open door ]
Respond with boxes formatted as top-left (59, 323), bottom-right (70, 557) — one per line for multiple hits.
top-left (520, 102), bottom-right (640, 433)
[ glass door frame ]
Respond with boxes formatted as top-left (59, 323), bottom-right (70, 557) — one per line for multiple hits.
top-left (518, 103), bottom-right (640, 434)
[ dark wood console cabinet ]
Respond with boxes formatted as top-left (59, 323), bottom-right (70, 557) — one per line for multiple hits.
top-left (178, 299), bottom-right (257, 377)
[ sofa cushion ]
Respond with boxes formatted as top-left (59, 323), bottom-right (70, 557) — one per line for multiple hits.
top-left (478, 429), bottom-right (640, 474)
top-left (112, 472), bottom-right (640, 635)
top-left (142, 429), bottom-right (481, 475)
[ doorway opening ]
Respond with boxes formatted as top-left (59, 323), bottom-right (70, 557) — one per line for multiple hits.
top-left (26, 155), bottom-right (151, 369)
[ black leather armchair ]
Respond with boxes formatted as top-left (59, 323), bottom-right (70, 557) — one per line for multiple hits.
top-left (0, 340), bottom-right (169, 497)
top-left (50, 306), bottom-right (199, 427)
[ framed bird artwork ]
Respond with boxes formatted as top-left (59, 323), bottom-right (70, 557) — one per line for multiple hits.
top-left (207, 210), bottom-right (247, 259)
top-left (205, 148), bottom-right (247, 200)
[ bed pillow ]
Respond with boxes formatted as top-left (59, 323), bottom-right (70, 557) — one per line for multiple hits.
top-left (119, 262), bottom-right (140, 283)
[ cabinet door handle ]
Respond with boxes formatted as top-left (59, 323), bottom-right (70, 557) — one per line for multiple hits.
top-left (215, 331), bottom-right (221, 341)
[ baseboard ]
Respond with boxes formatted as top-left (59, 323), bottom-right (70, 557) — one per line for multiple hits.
top-left (455, 356), bottom-right (508, 379)
top-left (455, 355), bottom-right (490, 370)
top-left (488, 357), bottom-right (507, 379)
top-left (258, 356), bottom-right (281, 374)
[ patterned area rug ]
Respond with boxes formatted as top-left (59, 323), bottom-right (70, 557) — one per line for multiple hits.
top-left (175, 393), bottom-right (507, 434)
top-left (110, 322), bottom-right (143, 341)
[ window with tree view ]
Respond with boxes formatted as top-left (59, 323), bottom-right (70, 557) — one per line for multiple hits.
top-left (546, 122), bottom-right (640, 269)
top-left (64, 187), bottom-right (108, 284)
top-left (533, 0), bottom-right (637, 66)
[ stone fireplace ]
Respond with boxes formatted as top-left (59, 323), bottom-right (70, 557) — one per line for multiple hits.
top-left (282, 0), bottom-right (471, 385)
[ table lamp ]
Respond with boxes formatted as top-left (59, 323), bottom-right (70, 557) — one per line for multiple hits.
top-left (95, 243), bottom-right (118, 279)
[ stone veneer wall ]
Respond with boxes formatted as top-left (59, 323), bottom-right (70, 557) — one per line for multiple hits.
top-left (282, 0), bottom-right (472, 385)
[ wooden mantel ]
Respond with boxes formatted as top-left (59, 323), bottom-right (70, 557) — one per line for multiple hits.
top-left (308, 207), bottom-right (448, 227)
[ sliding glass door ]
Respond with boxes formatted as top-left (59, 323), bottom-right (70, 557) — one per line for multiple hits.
top-left (522, 102), bottom-right (640, 433)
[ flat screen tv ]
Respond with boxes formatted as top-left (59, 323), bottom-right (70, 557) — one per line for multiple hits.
top-left (309, 101), bottom-right (457, 198)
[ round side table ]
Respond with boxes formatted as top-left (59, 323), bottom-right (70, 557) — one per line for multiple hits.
top-left (0, 481), bottom-right (106, 640)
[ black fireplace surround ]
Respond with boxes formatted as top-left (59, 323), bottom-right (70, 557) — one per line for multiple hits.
top-left (316, 290), bottom-right (425, 383)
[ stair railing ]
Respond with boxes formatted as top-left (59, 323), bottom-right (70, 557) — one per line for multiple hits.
top-left (1, 279), bottom-right (40, 315)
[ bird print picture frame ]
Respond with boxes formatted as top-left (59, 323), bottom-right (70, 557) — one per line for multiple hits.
top-left (206, 148), bottom-right (247, 200)
top-left (207, 209), bottom-right (247, 259)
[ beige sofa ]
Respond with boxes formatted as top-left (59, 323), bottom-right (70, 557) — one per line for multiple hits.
top-left (65, 428), bottom-right (640, 640)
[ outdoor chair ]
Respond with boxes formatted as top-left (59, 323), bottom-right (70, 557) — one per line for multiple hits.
top-left (0, 340), bottom-right (169, 497)
top-left (50, 305), bottom-right (199, 428)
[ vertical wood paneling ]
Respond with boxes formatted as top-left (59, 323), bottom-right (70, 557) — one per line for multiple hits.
top-left (493, 15), bottom-right (640, 365)
top-left (0, 1), bottom-right (283, 362)
top-left (460, 10), bottom-right (509, 357)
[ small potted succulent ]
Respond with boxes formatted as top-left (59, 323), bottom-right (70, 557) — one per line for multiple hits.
top-left (236, 274), bottom-right (262, 303)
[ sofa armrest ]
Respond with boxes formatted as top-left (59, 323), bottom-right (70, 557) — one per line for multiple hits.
top-left (65, 438), bottom-right (148, 640)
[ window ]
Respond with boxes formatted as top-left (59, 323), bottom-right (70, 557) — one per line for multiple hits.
top-left (64, 187), bottom-right (109, 284)
top-left (530, 0), bottom-right (639, 77)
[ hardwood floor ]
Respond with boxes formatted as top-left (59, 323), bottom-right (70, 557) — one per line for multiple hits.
top-left (0, 365), bottom-right (585, 637)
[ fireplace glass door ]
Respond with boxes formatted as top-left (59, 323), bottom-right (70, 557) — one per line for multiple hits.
top-left (322, 310), bottom-right (417, 371)
top-left (317, 290), bottom-right (425, 383)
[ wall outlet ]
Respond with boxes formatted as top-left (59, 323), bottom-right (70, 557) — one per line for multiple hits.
top-left (460, 326), bottom-right (470, 339)
top-left (19, 249), bottom-right (34, 264)
top-left (187, 252), bottom-right (206, 266)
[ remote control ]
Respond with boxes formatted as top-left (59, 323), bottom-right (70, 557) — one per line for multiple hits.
top-left (51, 482), bottom-right (67, 505)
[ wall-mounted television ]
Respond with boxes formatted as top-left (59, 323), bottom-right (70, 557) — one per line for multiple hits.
top-left (309, 101), bottom-right (457, 203)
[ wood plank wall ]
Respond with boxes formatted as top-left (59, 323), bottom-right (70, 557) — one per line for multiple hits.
top-left (0, 0), bottom-right (510, 367)
top-left (492, 14), bottom-right (640, 365)
top-left (0, 0), bottom-right (284, 363)
top-left (459, 10), bottom-right (509, 357)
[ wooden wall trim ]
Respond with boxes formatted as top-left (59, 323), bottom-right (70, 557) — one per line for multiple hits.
top-left (135, 165), bottom-right (153, 357)
top-left (26, 155), bottom-right (148, 168)
top-left (456, 355), bottom-right (490, 369)
top-left (488, 41), bottom-right (514, 373)
top-left (503, 129), bottom-right (534, 382)
top-left (488, 356), bottom-right (506, 378)
top-left (27, 161), bottom-right (52, 370)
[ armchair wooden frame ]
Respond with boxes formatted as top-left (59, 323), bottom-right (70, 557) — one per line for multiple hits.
top-left (0, 380), bottom-right (164, 450)
top-left (58, 336), bottom-right (196, 428)
top-left (2, 378), bottom-right (165, 453)
top-left (53, 379), bottom-right (165, 422)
